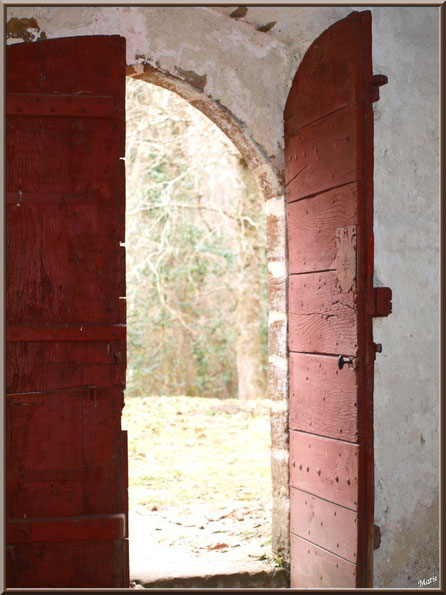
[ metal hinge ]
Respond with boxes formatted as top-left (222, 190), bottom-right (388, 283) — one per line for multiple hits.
top-left (371, 287), bottom-right (392, 317)
top-left (371, 74), bottom-right (388, 103)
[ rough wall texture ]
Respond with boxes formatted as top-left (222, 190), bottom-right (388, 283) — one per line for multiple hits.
top-left (6, 5), bottom-right (439, 588)
top-left (370, 7), bottom-right (440, 588)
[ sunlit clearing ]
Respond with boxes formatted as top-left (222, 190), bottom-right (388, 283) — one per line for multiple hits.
top-left (122, 77), bottom-right (271, 583)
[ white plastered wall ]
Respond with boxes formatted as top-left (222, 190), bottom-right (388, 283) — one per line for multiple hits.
top-left (370, 7), bottom-right (440, 587)
top-left (5, 5), bottom-right (440, 588)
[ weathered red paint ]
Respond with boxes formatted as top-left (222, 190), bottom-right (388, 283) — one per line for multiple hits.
top-left (7, 93), bottom-right (118, 118)
top-left (285, 105), bottom-right (364, 202)
top-left (288, 272), bottom-right (359, 355)
top-left (290, 430), bottom-right (361, 511)
top-left (290, 533), bottom-right (358, 589)
top-left (287, 182), bottom-right (360, 275)
top-left (285, 11), bottom-right (390, 587)
top-left (289, 352), bottom-right (359, 442)
top-left (7, 341), bottom-right (125, 393)
top-left (6, 36), bottom-right (128, 588)
top-left (7, 540), bottom-right (127, 588)
top-left (7, 514), bottom-right (126, 543)
top-left (290, 488), bottom-right (359, 563)
top-left (7, 324), bottom-right (126, 342)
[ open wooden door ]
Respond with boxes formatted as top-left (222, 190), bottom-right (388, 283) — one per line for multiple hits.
top-left (285, 11), bottom-right (391, 588)
top-left (6, 36), bottom-right (128, 587)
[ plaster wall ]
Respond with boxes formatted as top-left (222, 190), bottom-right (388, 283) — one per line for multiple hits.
top-left (6, 5), bottom-right (440, 588)
top-left (370, 7), bottom-right (439, 588)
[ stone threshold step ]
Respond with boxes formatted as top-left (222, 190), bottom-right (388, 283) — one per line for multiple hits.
top-left (131, 568), bottom-right (289, 589)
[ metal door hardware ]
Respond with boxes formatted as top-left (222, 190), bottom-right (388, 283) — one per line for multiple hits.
top-left (337, 355), bottom-right (359, 370)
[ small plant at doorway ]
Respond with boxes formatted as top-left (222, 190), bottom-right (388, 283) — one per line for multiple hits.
top-left (125, 78), bottom-right (268, 401)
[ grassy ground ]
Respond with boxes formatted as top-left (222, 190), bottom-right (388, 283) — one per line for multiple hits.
top-left (122, 395), bottom-right (272, 510)
top-left (122, 395), bottom-right (274, 564)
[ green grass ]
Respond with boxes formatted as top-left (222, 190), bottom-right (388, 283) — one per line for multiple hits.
top-left (122, 395), bottom-right (272, 510)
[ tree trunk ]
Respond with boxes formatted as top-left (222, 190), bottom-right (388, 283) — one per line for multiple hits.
top-left (235, 158), bottom-right (266, 400)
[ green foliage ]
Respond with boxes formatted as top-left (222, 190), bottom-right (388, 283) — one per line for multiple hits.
top-left (125, 78), bottom-right (267, 399)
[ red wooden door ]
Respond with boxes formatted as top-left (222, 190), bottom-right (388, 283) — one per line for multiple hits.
top-left (285, 11), bottom-right (390, 588)
top-left (6, 36), bottom-right (128, 588)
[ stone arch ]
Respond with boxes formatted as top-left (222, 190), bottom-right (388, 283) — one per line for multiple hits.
top-left (126, 61), bottom-right (284, 198)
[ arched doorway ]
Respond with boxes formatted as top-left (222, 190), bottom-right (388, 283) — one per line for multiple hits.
top-left (124, 66), bottom-right (290, 566)
top-left (123, 76), bottom-right (277, 586)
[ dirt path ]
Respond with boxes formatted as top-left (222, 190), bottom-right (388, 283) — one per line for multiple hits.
top-left (122, 396), bottom-right (275, 585)
top-left (129, 500), bottom-right (275, 585)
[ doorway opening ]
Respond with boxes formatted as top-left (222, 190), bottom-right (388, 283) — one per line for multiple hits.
top-left (121, 77), bottom-right (282, 588)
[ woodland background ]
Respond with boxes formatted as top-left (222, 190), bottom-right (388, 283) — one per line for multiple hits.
top-left (125, 78), bottom-right (268, 401)
top-left (123, 80), bottom-right (273, 563)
